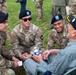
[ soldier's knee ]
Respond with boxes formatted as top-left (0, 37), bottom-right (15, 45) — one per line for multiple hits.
top-left (3, 69), bottom-right (15, 75)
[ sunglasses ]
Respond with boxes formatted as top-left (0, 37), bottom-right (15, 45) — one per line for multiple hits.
top-left (22, 17), bottom-right (32, 22)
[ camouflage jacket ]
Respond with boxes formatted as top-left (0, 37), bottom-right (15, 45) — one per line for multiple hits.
top-left (0, 0), bottom-right (7, 13)
top-left (10, 24), bottom-right (44, 58)
top-left (48, 24), bottom-right (69, 49)
top-left (0, 32), bottom-right (14, 71)
top-left (69, 0), bottom-right (76, 7)
top-left (69, 0), bottom-right (76, 17)
top-left (52, 0), bottom-right (69, 6)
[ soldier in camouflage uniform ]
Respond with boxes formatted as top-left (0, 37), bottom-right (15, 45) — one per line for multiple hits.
top-left (9, 10), bottom-right (44, 61)
top-left (36, 0), bottom-right (43, 20)
top-left (48, 14), bottom-right (69, 49)
top-left (0, 11), bottom-right (19, 75)
top-left (51, 0), bottom-right (69, 17)
top-left (69, 0), bottom-right (76, 18)
top-left (0, 0), bottom-right (7, 13)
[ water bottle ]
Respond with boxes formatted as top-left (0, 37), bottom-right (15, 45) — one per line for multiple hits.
top-left (34, 47), bottom-right (40, 56)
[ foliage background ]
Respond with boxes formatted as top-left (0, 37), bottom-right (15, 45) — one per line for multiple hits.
top-left (7, 0), bottom-right (52, 75)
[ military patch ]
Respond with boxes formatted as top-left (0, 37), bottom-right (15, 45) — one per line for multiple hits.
top-left (66, 15), bottom-right (76, 23)
top-left (66, 15), bottom-right (70, 22)
top-left (55, 15), bottom-right (59, 20)
top-left (66, 15), bottom-right (76, 29)
top-left (26, 11), bottom-right (30, 16)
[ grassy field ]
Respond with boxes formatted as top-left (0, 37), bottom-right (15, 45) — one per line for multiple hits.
top-left (7, 0), bottom-right (52, 75)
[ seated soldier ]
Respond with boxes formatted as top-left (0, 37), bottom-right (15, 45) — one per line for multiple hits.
top-left (0, 11), bottom-right (19, 75)
top-left (9, 10), bottom-right (44, 61)
top-left (48, 14), bottom-right (69, 49)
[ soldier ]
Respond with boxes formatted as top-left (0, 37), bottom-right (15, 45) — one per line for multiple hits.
top-left (0, 11), bottom-right (19, 75)
top-left (48, 14), bottom-right (69, 49)
top-left (51, 0), bottom-right (69, 17)
top-left (0, 0), bottom-right (7, 13)
top-left (69, 0), bottom-right (76, 17)
top-left (36, 0), bottom-right (43, 20)
top-left (9, 10), bottom-right (44, 61)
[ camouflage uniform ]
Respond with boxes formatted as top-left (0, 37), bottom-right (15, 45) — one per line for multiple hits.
top-left (0, 0), bottom-right (7, 13)
top-left (52, 0), bottom-right (69, 17)
top-left (0, 32), bottom-right (15, 75)
top-left (69, 0), bottom-right (76, 17)
top-left (48, 24), bottom-right (69, 49)
top-left (10, 23), bottom-right (44, 58)
top-left (36, 0), bottom-right (43, 20)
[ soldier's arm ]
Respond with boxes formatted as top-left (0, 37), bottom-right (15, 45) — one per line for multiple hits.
top-left (47, 30), bottom-right (55, 49)
top-left (0, 58), bottom-right (14, 68)
top-left (1, 46), bottom-right (15, 60)
top-left (1, 46), bottom-right (19, 62)
top-left (0, 46), bottom-right (15, 68)
top-left (1, 47), bottom-right (19, 68)
top-left (9, 31), bottom-right (24, 58)
top-left (35, 28), bottom-right (44, 52)
top-left (30, 28), bottom-right (44, 54)
top-left (0, 54), bottom-right (19, 68)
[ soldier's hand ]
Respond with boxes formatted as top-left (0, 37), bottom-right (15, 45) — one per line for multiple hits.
top-left (23, 53), bottom-right (32, 58)
top-left (19, 53), bottom-right (31, 61)
top-left (12, 56), bottom-right (19, 62)
top-left (19, 54), bottom-right (25, 61)
top-left (22, 53), bottom-right (28, 56)
top-left (13, 61), bottom-right (19, 68)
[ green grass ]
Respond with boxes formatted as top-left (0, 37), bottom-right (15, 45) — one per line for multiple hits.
top-left (7, 0), bottom-right (52, 75)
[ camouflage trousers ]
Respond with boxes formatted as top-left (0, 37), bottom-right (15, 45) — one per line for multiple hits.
top-left (0, 69), bottom-right (15, 75)
top-left (52, 5), bottom-right (66, 17)
top-left (69, 9), bottom-right (76, 18)
top-left (36, 0), bottom-right (43, 19)
top-left (0, 1), bottom-right (7, 13)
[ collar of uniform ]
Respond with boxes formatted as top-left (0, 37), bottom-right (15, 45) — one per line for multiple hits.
top-left (20, 24), bottom-right (23, 33)
top-left (67, 41), bottom-right (76, 47)
top-left (52, 24), bottom-right (68, 37)
top-left (20, 24), bottom-right (32, 34)
top-left (20, 24), bottom-right (27, 34)
top-left (29, 23), bottom-right (33, 33)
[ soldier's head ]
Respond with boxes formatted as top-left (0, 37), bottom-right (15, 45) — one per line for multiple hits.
top-left (19, 10), bottom-right (32, 30)
top-left (67, 15), bottom-right (76, 41)
top-left (0, 11), bottom-right (8, 32)
top-left (51, 14), bottom-right (65, 32)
